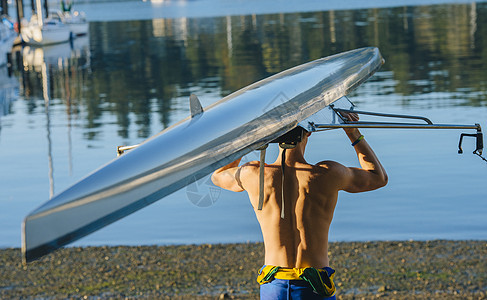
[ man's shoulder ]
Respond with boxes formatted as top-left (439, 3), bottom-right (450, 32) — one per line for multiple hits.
top-left (240, 161), bottom-right (260, 169)
top-left (237, 161), bottom-right (261, 177)
top-left (314, 160), bottom-right (344, 169)
top-left (313, 160), bottom-right (350, 177)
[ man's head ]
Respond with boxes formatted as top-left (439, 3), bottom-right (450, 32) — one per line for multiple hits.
top-left (272, 126), bottom-right (310, 149)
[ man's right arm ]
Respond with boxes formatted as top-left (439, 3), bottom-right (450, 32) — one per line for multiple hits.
top-left (320, 113), bottom-right (388, 193)
top-left (340, 127), bottom-right (388, 193)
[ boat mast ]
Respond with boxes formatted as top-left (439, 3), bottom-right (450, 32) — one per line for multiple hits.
top-left (35, 0), bottom-right (43, 27)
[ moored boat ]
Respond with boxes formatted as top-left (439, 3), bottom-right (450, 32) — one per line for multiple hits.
top-left (21, 0), bottom-right (71, 46)
top-left (21, 14), bottom-right (71, 46)
top-left (52, 9), bottom-right (88, 36)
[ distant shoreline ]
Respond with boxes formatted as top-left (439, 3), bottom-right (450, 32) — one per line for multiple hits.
top-left (1, 240), bottom-right (486, 299)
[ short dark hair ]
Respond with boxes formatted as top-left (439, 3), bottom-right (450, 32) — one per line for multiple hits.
top-left (271, 127), bottom-right (307, 146)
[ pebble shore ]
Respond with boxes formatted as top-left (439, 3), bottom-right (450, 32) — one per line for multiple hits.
top-left (1, 240), bottom-right (486, 299)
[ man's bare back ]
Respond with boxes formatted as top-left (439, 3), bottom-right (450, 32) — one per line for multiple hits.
top-left (212, 113), bottom-right (388, 273)
top-left (238, 159), bottom-right (342, 269)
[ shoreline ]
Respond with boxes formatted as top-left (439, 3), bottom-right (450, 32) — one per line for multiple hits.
top-left (1, 240), bottom-right (486, 299)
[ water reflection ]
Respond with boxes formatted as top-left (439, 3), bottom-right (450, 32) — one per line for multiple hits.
top-left (0, 60), bottom-right (18, 146)
top-left (19, 36), bottom-right (90, 97)
top-left (0, 67), bottom-right (18, 121)
top-left (1, 2), bottom-right (486, 247)
top-left (7, 3), bottom-right (487, 190)
top-left (12, 3), bottom-right (487, 142)
top-left (13, 36), bottom-right (90, 196)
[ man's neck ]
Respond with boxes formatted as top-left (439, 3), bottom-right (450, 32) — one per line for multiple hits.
top-left (276, 147), bottom-right (307, 165)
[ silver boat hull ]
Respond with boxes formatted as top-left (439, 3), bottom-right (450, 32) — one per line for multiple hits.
top-left (22, 47), bottom-right (384, 262)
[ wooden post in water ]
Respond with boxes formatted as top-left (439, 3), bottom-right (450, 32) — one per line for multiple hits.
top-left (43, 0), bottom-right (48, 18)
top-left (15, 0), bottom-right (24, 34)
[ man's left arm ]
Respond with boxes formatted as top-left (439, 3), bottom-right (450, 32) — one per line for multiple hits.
top-left (211, 158), bottom-right (245, 192)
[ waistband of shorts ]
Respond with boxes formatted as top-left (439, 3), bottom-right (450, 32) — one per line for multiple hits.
top-left (257, 265), bottom-right (335, 282)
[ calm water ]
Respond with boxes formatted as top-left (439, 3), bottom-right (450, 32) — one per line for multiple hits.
top-left (1, 1), bottom-right (486, 248)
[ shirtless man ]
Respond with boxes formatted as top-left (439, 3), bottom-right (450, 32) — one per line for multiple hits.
top-left (211, 113), bottom-right (388, 299)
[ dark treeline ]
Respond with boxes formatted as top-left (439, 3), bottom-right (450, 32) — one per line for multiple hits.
top-left (15, 3), bottom-right (487, 140)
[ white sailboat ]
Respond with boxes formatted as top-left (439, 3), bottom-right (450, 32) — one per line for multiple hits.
top-left (21, 0), bottom-right (71, 46)
top-left (52, 9), bottom-right (88, 36)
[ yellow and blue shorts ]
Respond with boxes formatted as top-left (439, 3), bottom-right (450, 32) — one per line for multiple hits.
top-left (257, 265), bottom-right (336, 299)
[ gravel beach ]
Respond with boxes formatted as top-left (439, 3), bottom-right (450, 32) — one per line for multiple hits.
top-left (1, 240), bottom-right (486, 299)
